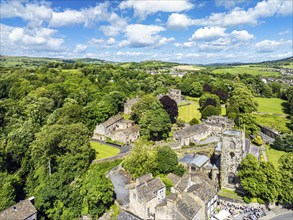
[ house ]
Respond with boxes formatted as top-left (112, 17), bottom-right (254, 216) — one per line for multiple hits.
top-left (174, 124), bottom-right (210, 147)
top-left (92, 114), bottom-right (140, 144)
top-left (112, 125), bottom-right (140, 144)
top-left (155, 193), bottom-right (204, 220)
top-left (167, 173), bottom-right (218, 220)
top-left (0, 197), bottom-right (37, 220)
top-left (179, 154), bottom-right (210, 173)
top-left (128, 174), bottom-right (166, 219)
top-left (202, 116), bottom-right (234, 135)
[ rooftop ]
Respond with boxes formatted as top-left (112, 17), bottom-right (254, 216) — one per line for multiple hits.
top-left (223, 130), bottom-right (242, 136)
top-left (116, 124), bottom-right (140, 135)
top-left (101, 114), bottom-right (123, 128)
top-left (166, 173), bottom-right (181, 186)
top-left (177, 194), bottom-right (202, 220)
top-left (135, 176), bottom-right (165, 202)
top-left (175, 124), bottom-right (208, 139)
top-left (0, 199), bottom-right (37, 220)
top-left (180, 154), bottom-right (209, 168)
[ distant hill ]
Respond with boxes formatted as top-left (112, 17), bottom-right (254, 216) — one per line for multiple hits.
top-left (0, 55), bottom-right (112, 68)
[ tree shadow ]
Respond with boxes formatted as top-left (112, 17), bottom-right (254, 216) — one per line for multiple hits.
top-left (281, 102), bottom-right (290, 114)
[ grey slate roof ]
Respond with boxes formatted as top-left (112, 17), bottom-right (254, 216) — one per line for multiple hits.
top-left (136, 173), bottom-right (153, 185)
top-left (0, 199), bottom-right (37, 220)
top-left (177, 194), bottom-right (201, 220)
top-left (101, 114), bottom-right (123, 128)
top-left (116, 124), bottom-right (140, 135)
top-left (223, 130), bottom-right (242, 136)
top-left (117, 210), bottom-right (142, 220)
top-left (166, 173), bottom-right (181, 186)
top-left (136, 177), bottom-right (165, 202)
top-left (179, 154), bottom-right (209, 168)
top-left (175, 124), bottom-right (208, 139)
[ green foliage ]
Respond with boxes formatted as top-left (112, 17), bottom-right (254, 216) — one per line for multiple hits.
top-left (156, 146), bottom-right (179, 174)
top-left (271, 135), bottom-right (293, 152)
top-left (199, 93), bottom-right (221, 110)
top-left (122, 146), bottom-right (157, 179)
top-left (238, 154), bottom-right (282, 203)
top-left (278, 153), bottom-right (293, 204)
top-left (252, 135), bottom-right (263, 146)
top-left (189, 117), bottom-right (200, 125)
top-left (201, 105), bottom-right (221, 119)
top-left (139, 108), bottom-right (171, 141)
top-left (131, 95), bottom-right (163, 122)
top-left (159, 175), bottom-right (173, 195)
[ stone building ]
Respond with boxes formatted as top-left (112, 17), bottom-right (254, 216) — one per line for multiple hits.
top-left (0, 197), bottom-right (37, 220)
top-left (220, 130), bottom-right (245, 189)
top-left (179, 154), bottom-right (210, 174)
top-left (112, 124), bottom-right (140, 144)
top-left (167, 89), bottom-right (183, 103)
top-left (155, 193), bottom-right (204, 220)
top-left (174, 124), bottom-right (210, 147)
top-left (166, 173), bottom-right (218, 220)
top-left (92, 114), bottom-right (140, 144)
top-left (124, 98), bottom-right (140, 115)
top-left (202, 116), bottom-right (234, 135)
top-left (128, 174), bottom-right (165, 219)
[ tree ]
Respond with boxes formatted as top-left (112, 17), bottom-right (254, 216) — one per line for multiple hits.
top-left (159, 95), bottom-right (178, 123)
top-left (131, 95), bottom-right (162, 122)
top-left (156, 146), bottom-right (179, 174)
top-left (278, 153), bottom-right (293, 204)
top-left (201, 105), bottom-right (221, 119)
top-left (190, 82), bottom-right (203, 97)
top-left (122, 146), bottom-right (157, 178)
top-left (139, 109), bottom-right (171, 141)
top-left (271, 135), bottom-right (293, 152)
top-left (227, 85), bottom-right (258, 114)
top-left (189, 118), bottom-right (199, 125)
top-left (252, 135), bottom-right (263, 146)
top-left (199, 93), bottom-right (221, 110)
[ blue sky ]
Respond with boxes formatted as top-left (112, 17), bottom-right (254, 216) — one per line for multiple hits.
top-left (0, 0), bottom-right (292, 64)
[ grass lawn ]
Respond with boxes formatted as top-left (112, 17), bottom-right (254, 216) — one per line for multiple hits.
top-left (212, 66), bottom-right (280, 76)
top-left (255, 97), bottom-right (286, 115)
top-left (90, 141), bottom-right (120, 160)
top-left (218, 188), bottom-right (243, 201)
top-left (254, 114), bottom-right (290, 133)
top-left (264, 145), bottom-right (288, 169)
top-left (178, 100), bottom-right (201, 123)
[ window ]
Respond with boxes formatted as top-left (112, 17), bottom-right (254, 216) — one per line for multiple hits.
top-left (230, 152), bottom-right (235, 159)
top-left (133, 193), bottom-right (136, 199)
top-left (147, 207), bottom-right (150, 217)
top-left (228, 172), bottom-right (236, 184)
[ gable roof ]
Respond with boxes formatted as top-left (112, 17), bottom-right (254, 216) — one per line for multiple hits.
top-left (136, 177), bottom-right (165, 203)
top-left (136, 173), bottom-right (153, 185)
top-left (179, 154), bottom-right (210, 168)
top-left (116, 125), bottom-right (140, 136)
top-left (177, 194), bottom-right (202, 220)
top-left (0, 199), bottom-right (37, 220)
top-left (166, 173), bottom-right (181, 186)
top-left (101, 114), bottom-right (123, 128)
top-left (175, 124), bottom-right (208, 139)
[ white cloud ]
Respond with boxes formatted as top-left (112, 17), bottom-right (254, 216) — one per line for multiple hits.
top-left (119, 0), bottom-right (193, 20)
top-left (167, 0), bottom-right (293, 29)
top-left (190, 27), bottom-right (227, 41)
top-left (99, 13), bottom-right (128, 37)
top-left (49, 3), bottom-right (110, 27)
top-left (73, 44), bottom-right (87, 53)
top-left (0, 1), bottom-right (52, 26)
top-left (174, 41), bottom-right (196, 48)
top-left (231, 30), bottom-right (254, 41)
top-left (89, 38), bottom-right (105, 45)
top-left (124, 24), bottom-right (166, 47)
top-left (279, 30), bottom-right (290, 36)
top-left (167, 13), bottom-right (194, 29)
top-left (255, 39), bottom-right (291, 52)
top-left (107, 37), bottom-right (116, 45)
top-left (1, 24), bottom-right (64, 53)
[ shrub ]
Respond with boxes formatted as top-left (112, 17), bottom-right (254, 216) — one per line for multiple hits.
top-left (244, 196), bottom-right (251, 204)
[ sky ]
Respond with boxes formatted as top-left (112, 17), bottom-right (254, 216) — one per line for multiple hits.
top-left (0, 0), bottom-right (292, 64)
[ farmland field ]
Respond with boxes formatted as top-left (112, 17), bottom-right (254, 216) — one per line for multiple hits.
top-left (90, 141), bottom-right (120, 160)
top-left (255, 97), bottom-right (286, 115)
top-left (212, 65), bottom-right (280, 76)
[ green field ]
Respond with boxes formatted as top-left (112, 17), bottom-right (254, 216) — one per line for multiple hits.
top-left (178, 99), bottom-right (201, 123)
top-left (254, 97), bottom-right (289, 133)
top-left (212, 65), bottom-right (280, 76)
top-left (255, 97), bottom-right (286, 114)
top-left (90, 141), bottom-right (120, 160)
top-left (264, 145), bottom-right (288, 169)
top-left (218, 188), bottom-right (243, 200)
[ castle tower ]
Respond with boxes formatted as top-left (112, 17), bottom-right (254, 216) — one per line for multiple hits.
top-left (220, 130), bottom-right (245, 189)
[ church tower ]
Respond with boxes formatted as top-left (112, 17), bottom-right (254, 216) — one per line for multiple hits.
top-left (220, 130), bottom-right (245, 189)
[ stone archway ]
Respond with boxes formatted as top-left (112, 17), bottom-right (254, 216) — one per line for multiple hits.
top-left (228, 172), bottom-right (236, 184)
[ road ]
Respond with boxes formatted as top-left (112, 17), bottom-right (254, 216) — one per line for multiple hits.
top-left (270, 212), bottom-right (293, 220)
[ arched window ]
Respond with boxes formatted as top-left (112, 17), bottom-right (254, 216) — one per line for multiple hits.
top-left (230, 152), bottom-right (235, 159)
top-left (228, 172), bottom-right (236, 184)
top-left (230, 141), bottom-right (235, 149)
